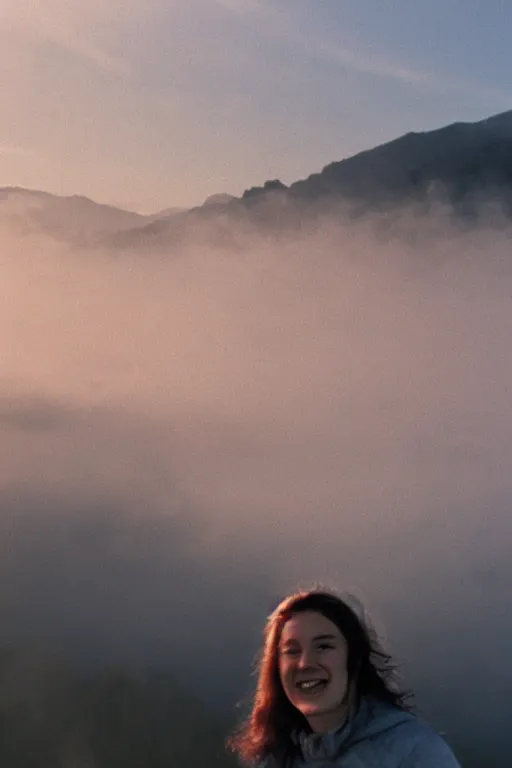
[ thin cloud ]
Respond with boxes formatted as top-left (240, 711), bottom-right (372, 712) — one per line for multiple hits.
top-left (213, 0), bottom-right (264, 14)
top-left (50, 31), bottom-right (130, 75)
top-left (208, 0), bottom-right (436, 87)
top-left (214, 1), bottom-right (512, 107)
top-left (0, 144), bottom-right (32, 156)
top-left (314, 40), bottom-right (433, 86)
top-left (0, 0), bottom-right (152, 74)
top-left (210, 0), bottom-right (428, 85)
top-left (317, 40), bottom-right (512, 105)
top-left (15, 25), bottom-right (131, 75)
top-left (298, 33), bottom-right (510, 108)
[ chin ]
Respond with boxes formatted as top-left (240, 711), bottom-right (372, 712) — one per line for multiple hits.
top-left (298, 703), bottom-right (327, 717)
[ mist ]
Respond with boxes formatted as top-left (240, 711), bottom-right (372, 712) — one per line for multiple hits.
top-left (2, 209), bottom-right (512, 763)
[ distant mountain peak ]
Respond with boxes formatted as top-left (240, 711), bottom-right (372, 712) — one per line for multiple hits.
top-left (202, 193), bottom-right (235, 206)
top-left (242, 179), bottom-right (288, 200)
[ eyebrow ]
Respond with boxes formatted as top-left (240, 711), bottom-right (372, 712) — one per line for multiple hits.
top-left (281, 633), bottom-right (338, 646)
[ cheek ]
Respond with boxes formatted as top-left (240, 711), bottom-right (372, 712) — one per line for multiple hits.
top-left (278, 659), bottom-right (295, 692)
top-left (330, 653), bottom-right (348, 683)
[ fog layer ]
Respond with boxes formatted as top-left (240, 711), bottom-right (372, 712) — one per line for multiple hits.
top-left (2, 213), bottom-right (511, 762)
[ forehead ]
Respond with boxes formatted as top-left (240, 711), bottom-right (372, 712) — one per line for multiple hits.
top-left (279, 611), bottom-right (343, 644)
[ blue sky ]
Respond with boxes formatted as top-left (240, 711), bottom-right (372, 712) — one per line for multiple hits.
top-left (1, 0), bottom-right (511, 212)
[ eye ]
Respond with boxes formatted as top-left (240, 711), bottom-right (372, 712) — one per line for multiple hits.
top-left (316, 642), bottom-right (335, 652)
top-left (281, 646), bottom-right (300, 657)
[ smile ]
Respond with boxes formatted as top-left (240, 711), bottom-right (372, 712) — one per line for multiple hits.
top-left (296, 679), bottom-right (328, 693)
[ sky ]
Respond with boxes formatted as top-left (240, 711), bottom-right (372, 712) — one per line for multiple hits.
top-left (1, 0), bottom-right (511, 212)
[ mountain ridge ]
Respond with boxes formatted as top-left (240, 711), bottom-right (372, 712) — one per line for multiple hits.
top-left (2, 108), bottom-right (512, 247)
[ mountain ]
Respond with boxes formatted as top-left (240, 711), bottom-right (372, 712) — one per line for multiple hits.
top-left (3, 109), bottom-right (512, 249)
top-left (0, 187), bottom-right (150, 244)
top-left (0, 187), bottom-right (236, 246)
top-left (287, 109), bottom-right (512, 209)
top-left (203, 193), bottom-right (236, 206)
top-left (105, 109), bottom-right (512, 251)
top-left (150, 205), bottom-right (187, 218)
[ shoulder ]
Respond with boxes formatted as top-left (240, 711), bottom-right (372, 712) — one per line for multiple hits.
top-left (391, 719), bottom-right (461, 767)
top-left (351, 704), bottom-right (460, 768)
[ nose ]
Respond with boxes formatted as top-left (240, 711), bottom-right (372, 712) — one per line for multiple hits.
top-left (297, 647), bottom-right (316, 669)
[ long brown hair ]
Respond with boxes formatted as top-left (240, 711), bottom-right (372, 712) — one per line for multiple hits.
top-left (227, 588), bottom-right (412, 766)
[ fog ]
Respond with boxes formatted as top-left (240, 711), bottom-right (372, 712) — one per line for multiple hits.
top-left (2, 210), bottom-right (512, 762)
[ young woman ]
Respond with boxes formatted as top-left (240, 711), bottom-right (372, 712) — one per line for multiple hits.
top-left (228, 588), bottom-right (461, 767)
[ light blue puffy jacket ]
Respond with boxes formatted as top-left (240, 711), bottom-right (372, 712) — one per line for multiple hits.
top-left (261, 696), bottom-right (461, 767)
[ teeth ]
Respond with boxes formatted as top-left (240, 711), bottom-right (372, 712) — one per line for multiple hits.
top-left (298, 680), bottom-right (325, 689)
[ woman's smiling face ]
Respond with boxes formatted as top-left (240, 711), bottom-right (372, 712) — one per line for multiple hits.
top-left (278, 610), bottom-right (350, 733)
